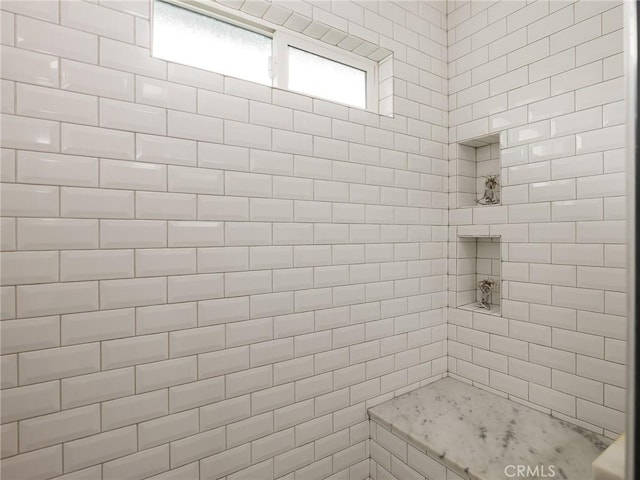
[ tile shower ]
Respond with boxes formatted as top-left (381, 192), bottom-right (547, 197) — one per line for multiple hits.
top-left (0, 0), bottom-right (627, 479)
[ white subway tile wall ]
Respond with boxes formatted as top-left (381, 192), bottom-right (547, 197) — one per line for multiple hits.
top-left (448, 0), bottom-right (625, 441)
top-left (0, 0), bottom-right (451, 478)
top-left (0, 0), bottom-right (626, 478)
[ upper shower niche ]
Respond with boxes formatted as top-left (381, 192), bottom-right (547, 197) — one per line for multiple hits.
top-left (452, 134), bottom-right (501, 209)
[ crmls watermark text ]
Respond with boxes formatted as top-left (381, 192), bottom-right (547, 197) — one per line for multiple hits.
top-left (504, 465), bottom-right (557, 478)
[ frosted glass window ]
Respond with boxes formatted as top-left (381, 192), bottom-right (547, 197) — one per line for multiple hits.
top-left (153, 0), bottom-right (272, 86)
top-left (288, 47), bottom-right (366, 109)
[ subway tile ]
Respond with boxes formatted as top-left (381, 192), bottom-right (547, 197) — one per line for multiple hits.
top-left (575, 77), bottom-right (624, 111)
top-left (225, 222), bottom-right (272, 246)
top-left (603, 101), bottom-right (625, 128)
top-left (529, 344), bottom-right (576, 375)
top-left (169, 377), bottom-right (224, 414)
top-left (17, 281), bottom-right (98, 318)
top-left (0, 445), bottom-right (62, 479)
top-left (578, 399), bottom-right (624, 433)
top-left (200, 444), bottom-right (252, 480)
top-left (61, 59), bottom-right (134, 101)
top-left (137, 76), bottom-right (196, 112)
top-left (61, 0), bottom-right (133, 42)
top-left (17, 83), bottom-right (97, 125)
top-left (252, 151), bottom-right (294, 177)
top-left (61, 187), bottom-right (133, 219)
top-left (64, 426), bottom-right (137, 473)
top-left (576, 29), bottom-right (623, 67)
top-left (577, 172), bottom-right (625, 199)
top-left (136, 248), bottom-right (195, 277)
top-left (577, 266), bottom-right (626, 292)
top-left (1, 114), bottom-right (59, 152)
top-left (552, 199), bottom-right (603, 222)
top-left (102, 333), bottom-right (167, 370)
top-left (16, 15), bottom-right (97, 64)
top-left (603, 196), bottom-right (624, 221)
top-left (136, 191), bottom-right (196, 220)
top-left (551, 107), bottom-right (601, 138)
top-left (1, 183), bottom-right (59, 217)
top-left (19, 405), bottom-right (100, 452)
top-left (102, 390), bottom-right (167, 430)
top-left (198, 196), bottom-right (248, 221)
top-left (577, 220), bottom-right (625, 244)
top-left (553, 370), bottom-right (602, 404)
top-left (0, 316), bottom-right (59, 354)
top-left (62, 124), bottom-right (133, 160)
top-left (100, 220), bottom-right (167, 248)
top-left (169, 326), bottom-right (225, 358)
top-left (529, 179), bottom-right (576, 203)
top-left (550, 15), bottom-right (601, 54)
top-left (100, 98), bottom-right (166, 135)
top-left (1, 422), bottom-right (18, 458)
top-left (100, 38), bottom-right (165, 78)
top-left (0, 46), bottom-right (59, 87)
top-left (529, 263), bottom-right (576, 287)
top-left (551, 61), bottom-right (603, 96)
top-left (100, 277), bottom-right (166, 309)
top-left (553, 285), bottom-right (604, 313)
top-left (225, 120), bottom-right (272, 150)
top-left (1, 0), bottom-right (59, 22)
top-left (529, 383), bottom-right (575, 416)
top-left (507, 120), bottom-right (550, 147)
top-left (136, 357), bottom-right (197, 393)
top-left (137, 134), bottom-right (196, 167)
top-left (19, 343), bottom-right (100, 385)
top-left (1, 380), bottom-right (60, 423)
top-left (226, 171), bottom-right (272, 198)
top-left (553, 328), bottom-right (604, 358)
top-left (168, 221), bottom-right (224, 247)
top-left (1, 80), bottom-right (14, 114)
top-left (528, 136), bottom-right (575, 163)
top-left (552, 153), bottom-right (603, 181)
top-left (251, 102), bottom-right (293, 130)
top-left (508, 38), bottom-right (549, 72)
top-left (103, 445), bottom-right (169, 480)
top-left (198, 89), bottom-right (248, 122)
top-left (101, 158), bottom-right (166, 190)
top-left (603, 5), bottom-right (623, 34)
top-left (577, 355), bottom-right (626, 388)
top-left (0, 252), bottom-right (59, 285)
top-left (508, 161), bottom-right (549, 185)
top-left (137, 302), bottom-right (197, 335)
top-left (62, 307), bottom-right (134, 345)
top-left (168, 110), bottom-right (223, 143)
top-left (138, 410), bottom-right (198, 450)
top-left (0, 285), bottom-right (16, 320)
top-left (170, 428), bottom-right (225, 468)
top-left (169, 166), bottom-right (223, 194)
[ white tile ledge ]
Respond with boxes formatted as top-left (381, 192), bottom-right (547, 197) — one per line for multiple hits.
top-left (368, 377), bottom-right (610, 480)
top-left (592, 434), bottom-right (625, 480)
top-left (458, 302), bottom-right (501, 316)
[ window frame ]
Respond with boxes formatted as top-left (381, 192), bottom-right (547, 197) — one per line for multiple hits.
top-left (274, 31), bottom-right (377, 111)
top-left (152, 0), bottom-right (379, 112)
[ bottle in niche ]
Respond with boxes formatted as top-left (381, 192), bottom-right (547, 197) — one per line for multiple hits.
top-left (477, 278), bottom-right (495, 310)
top-left (477, 175), bottom-right (499, 205)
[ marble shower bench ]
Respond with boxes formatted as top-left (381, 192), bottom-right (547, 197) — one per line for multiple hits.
top-left (368, 377), bottom-right (611, 480)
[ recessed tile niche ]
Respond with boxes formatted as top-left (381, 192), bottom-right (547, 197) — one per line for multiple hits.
top-left (455, 236), bottom-right (501, 316)
top-left (452, 134), bottom-right (501, 208)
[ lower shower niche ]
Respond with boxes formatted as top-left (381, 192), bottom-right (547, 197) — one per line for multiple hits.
top-left (455, 235), bottom-right (501, 316)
